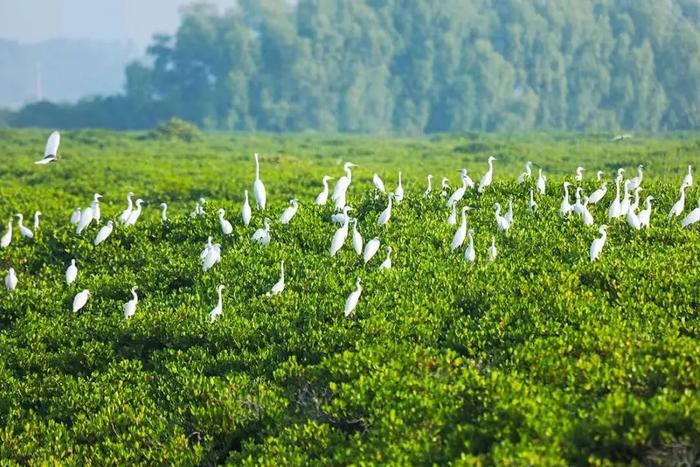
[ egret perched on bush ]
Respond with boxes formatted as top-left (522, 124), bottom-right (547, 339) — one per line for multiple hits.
top-left (94, 221), bottom-right (114, 246)
top-left (200, 236), bottom-right (213, 260)
top-left (529, 190), bottom-right (537, 211)
top-left (451, 206), bottom-right (472, 251)
top-left (446, 169), bottom-right (473, 207)
top-left (315, 176), bottom-right (333, 205)
top-left (447, 203), bottom-right (457, 225)
top-left (76, 203), bottom-right (95, 234)
top-left (627, 165), bottom-right (644, 191)
top-left (440, 177), bottom-right (450, 198)
top-left (626, 203), bottom-right (641, 230)
top-left (619, 183), bottom-right (631, 217)
top-left (589, 225), bottom-right (608, 261)
top-left (373, 173), bottom-right (386, 194)
top-left (683, 165), bottom-right (693, 187)
top-left (494, 203), bottom-right (511, 232)
top-left (280, 199), bottom-right (299, 225)
top-left (192, 198), bottom-right (205, 217)
top-left (597, 170), bottom-right (604, 180)
top-left (253, 153), bottom-right (267, 210)
top-left (160, 203), bottom-right (168, 222)
top-left (5, 268), bottom-right (17, 291)
top-left (394, 172), bottom-right (404, 204)
top-left (343, 278), bottom-right (362, 318)
top-left (72, 289), bottom-right (90, 312)
top-left (33, 211), bottom-right (41, 230)
top-left (15, 214), bottom-right (34, 239)
top-left (638, 196), bottom-right (654, 228)
top-left (331, 206), bottom-right (353, 225)
top-left (252, 218), bottom-right (271, 245)
top-left (536, 168), bottom-right (546, 195)
top-left (575, 166), bottom-right (585, 182)
top-left (363, 237), bottom-right (381, 264)
top-left (202, 243), bottom-right (221, 271)
top-left (559, 183), bottom-right (573, 217)
top-left (351, 219), bottom-right (363, 255)
top-left (209, 285), bottom-right (224, 322)
top-left (379, 246), bottom-right (392, 270)
top-left (70, 208), bottom-right (81, 225)
top-left (332, 162), bottom-right (357, 210)
top-left (517, 161), bottom-right (532, 184)
top-left (242, 190), bottom-right (252, 226)
top-left (267, 261), bottom-right (285, 296)
top-left (119, 192), bottom-right (134, 224)
top-left (66, 259), bottom-right (77, 285)
top-left (478, 156), bottom-right (496, 193)
top-left (123, 286), bottom-right (138, 319)
top-left (125, 199), bottom-right (144, 226)
top-left (218, 209), bottom-right (233, 234)
top-left (330, 217), bottom-right (350, 256)
top-left (1, 218), bottom-right (11, 248)
top-left (588, 182), bottom-right (607, 205)
top-left (580, 196), bottom-right (594, 226)
top-left (608, 175), bottom-right (622, 219)
top-left (91, 193), bottom-right (103, 224)
top-left (504, 198), bottom-right (514, 226)
top-left (424, 174), bottom-right (433, 198)
top-left (377, 193), bottom-right (394, 227)
top-left (669, 183), bottom-right (689, 218)
top-left (682, 200), bottom-right (700, 228)
top-left (465, 229), bottom-right (476, 262)
top-left (488, 237), bottom-right (497, 261)
top-left (35, 131), bottom-right (60, 164)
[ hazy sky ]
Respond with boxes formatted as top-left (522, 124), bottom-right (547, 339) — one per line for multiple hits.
top-left (0, 0), bottom-right (235, 50)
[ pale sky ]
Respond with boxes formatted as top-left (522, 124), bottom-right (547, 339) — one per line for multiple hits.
top-left (0, 0), bottom-right (236, 49)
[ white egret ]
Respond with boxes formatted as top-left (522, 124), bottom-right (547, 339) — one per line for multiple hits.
top-left (423, 174), bottom-right (433, 198)
top-left (440, 177), bottom-right (450, 198)
top-left (669, 183), bottom-right (689, 218)
top-left (209, 285), bottom-right (225, 322)
top-left (478, 156), bottom-right (496, 193)
top-left (681, 200), bottom-right (700, 228)
top-left (351, 219), bottom-right (363, 255)
top-left (608, 175), bottom-right (622, 219)
top-left (363, 237), bottom-right (381, 264)
top-left (5, 268), bottom-right (17, 291)
top-left (343, 278), bottom-right (362, 318)
top-left (76, 205), bottom-right (94, 234)
top-left (35, 131), bottom-right (60, 164)
top-left (379, 246), bottom-right (392, 270)
top-left (626, 202), bottom-right (641, 230)
top-left (202, 243), bottom-right (222, 272)
top-left (464, 229), bottom-right (476, 262)
top-left (580, 196), bottom-right (595, 226)
top-left (572, 187), bottom-right (584, 216)
top-left (252, 218), bottom-right (271, 245)
top-left (119, 192), bottom-right (134, 224)
top-left (504, 197), bottom-right (514, 226)
top-left (200, 236), bottom-right (213, 260)
top-left (597, 170), bottom-right (604, 181)
top-left (683, 165), bottom-right (693, 187)
top-left (267, 261), bottom-right (285, 296)
top-left (589, 225), bottom-right (608, 261)
top-left (218, 208), bottom-right (233, 234)
top-left (72, 289), bottom-right (90, 313)
top-left (332, 162), bottom-right (357, 210)
top-left (494, 203), bottom-right (511, 232)
top-left (315, 176), bottom-right (333, 205)
top-left (253, 153), bottom-right (267, 210)
top-left (619, 184), bottom-right (631, 216)
top-left (33, 211), bottom-right (41, 230)
top-left (451, 206), bottom-right (472, 251)
top-left (377, 192), bottom-right (394, 227)
top-left (66, 259), bottom-right (78, 285)
top-left (373, 173), bottom-right (386, 194)
top-left (559, 182), bottom-right (573, 217)
top-left (330, 217), bottom-right (350, 256)
top-left (280, 199), bottom-right (299, 225)
top-left (447, 203), bottom-right (457, 225)
top-left (1, 218), bottom-right (11, 248)
top-left (517, 161), bottom-right (532, 184)
top-left (638, 196), bottom-right (654, 228)
top-left (160, 203), bottom-right (168, 222)
top-left (612, 134), bottom-right (632, 142)
top-left (242, 190), bottom-right (252, 226)
top-left (124, 199), bottom-right (144, 226)
top-left (192, 198), bottom-right (206, 217)
top-left (446, 169), bottom-right (472, 207)
top-left (94, 220), bottom-right (114, 246)
top-left (90, 193), bottom-right (103, 224)
top-left (588, 182), bottom-right (607, 205)
top-left (575, 166), bottom-right (584, 182)
top-left (394, 172), bottom-right (404, 204)
top-left (536, 168), bottom-right (546, 195)
top-left (488, 236), bottom-right (497, 261)
top-left (15, 214), bottom-right (34, 239)
top-left (70, 208), bottom-right (81, 225)
top-left (528, 190), bottom-right (537, 211)
top-left (331, 206), bottom-right (354, 225)
top-left (123, 286), bottom-right (138, 319)
top-left (627, 165), bottom-right (644, 191)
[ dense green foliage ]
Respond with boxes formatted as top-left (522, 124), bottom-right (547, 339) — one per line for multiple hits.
top-left (9, 0), bottom-right (700, 133)
top-left (0, 130), bottom-right (699, 464)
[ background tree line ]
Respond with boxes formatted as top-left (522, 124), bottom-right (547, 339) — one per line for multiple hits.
top-left (8, 0), bottom-right (700, 133)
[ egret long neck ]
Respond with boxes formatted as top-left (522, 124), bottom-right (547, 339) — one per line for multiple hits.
top-left (255, 155), bottom-right (260, 180)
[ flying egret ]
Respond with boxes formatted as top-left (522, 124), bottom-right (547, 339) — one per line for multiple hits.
top-left (373, 173), bottom-right (386, 194)
top-left (332, 162), bottom-right (357, 210)
top-left (33, 211), bottom-right (42, 230)
top-left (119, 192), bottom-right (134, 224)
top-left (683, 165), bottom-right (693, 187)
top-left (669, 183), bottom-right (689, 218)
top-left (267, 261), bottom-right (285, 296)
top-left (90, 194), bottom-right (103, 224)
top-left (464, 229), bottom-right (476, 262)
top-left (202, 243), bottom-right (222, 272)
top-left (504, 197), bottom-right (514, 226)
top-left (70, 208), bottom-right (81, 225)
top-left (35, 131), bottom-right (60, 164)
top-left (123, 286), bottom-right (138, 319)
top-left (612, 134), bottom-right (632, 142)
top-left (394, 172), bottom-right (404, 204)
top-left (72, 289), bottom-right (90, 312)
top-left (597, 170), bottom-right (604, 181)
top-left (451, 206), bottom-right (472, 251)
top-left (488, 237), bottom-right (497, 261)
top-left (627, 165), bottom-right (644, 191)
top-left (315, 176), bottom-right (333, 205)
top-left (517, 161), bottom-right (532, 184)
top-left (15, 214), bottom-right (34, 239)
top-left (94, 220), bottom-right (114, 246)
top-left (494, 203), bottom-right (511, 232)
top-left (589, 225), bottom-right (608, 261)
top-left (575, 166), bottom-right (585, 182)
top-left (588, 182), bottom-right (607, 205)
top-left (242, 190), bottom-right (252, 226)
top-left (363, 237), bottom-right (381, 264)
top-left (478, 156), bottom-right (496, 193)
top-left (209, 285), bottom-right (225, 322)
top-left (252, 218), bottom-right (271, 245)
top-left (377, 193), bottom-right (394, 227)
top-left (440, 177), bottom-right (450, 198)
top-left (608, 175), bottom-right (622, 219)
top-left (351, 218), bottom-right (363, 255)
top-left (76, 205), bottom-right (94, 234)
top-left (343, 278), bottom-right (362, 318)
top-left (1, 218), bottom-right (11, 248)
top-left (423, 174), bottom-right (433, 198)
top-left (331, 206), bottom-right (354, 225)
top-left (330, 217), bottom-right (350, 256)
top-left (379, 246), bottom-right (392, 270)
top-left (447, 202), bottom-right (457, 225)
top-left (638, 196), bottom-right (654, 228)
top-left (280, 199), bottom-right (299, 225)
top-left (160, 203), bottom-right (168, 222)
top-left (681, 199), bottom-right (700, 228)
top-left (253, 153), bottom-right (267, 210)
top-left (217, 208), bottom-right (233, 235)
top-left (5, 268), bottom-right (17, 291)
top-left (528, 190), bottom-right (537, 211)
top-left (66, 259), bottom-right (78, 285)
top-left (536, 168), bottom-right (546, 195)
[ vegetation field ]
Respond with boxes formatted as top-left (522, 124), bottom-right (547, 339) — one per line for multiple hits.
top-left (0, 128), bottom-right (699, 465)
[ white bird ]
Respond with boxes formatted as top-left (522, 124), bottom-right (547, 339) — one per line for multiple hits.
top-left (377, 192), bottom-right (394, 227)
top-left (589, 225), bottom-right (608, 261)
top-left (15, 214), bottom-right (34, 239)
top-left (683, 165), bottom-right (693, 187)
top-left (669, 183), bottom-right (689, 218)
top-left (123, 286), bottom-right (138, 319)
top-left (218, 208), bottom-right (233, 234)
top-left (70, 208), bottom-right (81, 225)
top-left (332, 162), bottom-right (357, 210)
top-left (575, 166), bottom-right (585, 182)
top-left (191, 198), bottom-right (205, 218)
top-left (536, 168), bottom-right (546, 195)
top-left (242, 190), bottom-right (252, 226)
top-left (423, 174), bottom-right (433, 198)
top-left (202, 243), bottom-right (222, 272)
top-left (488, 236), bottom-right (497, 261)
top-left (608, 175), bottom-right (622, 219)
top-left (90, 193), bottom-right (103, 224)
top-left (331, 206), bottom-right (354, 225)
top-left (343, 278), bottom-right (362, 318)
top-left (517, 161), bottom-right (532, 184)
top-left (351, 219), bottom-right (363, 255)
top-left (572, 187), bottom-right (585, 216)
top-left (626, 203), bottom-right (641, 230)
top-left (681, 199), bottom-right (700, 228)
top-left (363, 237), bottom-right (381, 264)
top-left (528, 190), bottom-right (537, 211)
top-left (5, 268), bottom-right (17, 291)
top-left (619, 183), bottom-right (631, 216)
top-left (125, 199), bottom-right (144, 226)
top-left (447, 203), bottom-right (457, 226)
top-left (394, 172), bottom-right (404, 204)
top-left (200, 237), bottom-right (213, 259)
top-left (638, 196), bottom-right (654, 228)
top-left (76, 206), bottom-right (94, 234)
top-left (72, 289), bottom-right (90, 313)
top-left (597, 170), bottom-right (604, 181)
top-left (379, 246), bottom-right (392, 270)
top-left (446, 169), bottom-right (473, 207)
top-left (66, 259), bottom-right (78, 285)
top-left (119, 192), bottom-right (134, 224)
top-left (440, 177), bottom-right (450, 198)
top-left (611, 134), bottom-right (632, 142)
top-left (252, 218), bottom-right (271, 245)
top-left (209, 285), bottom-right (225, 322)
top-left (267, 261), bottom-right (285, 296)
top-left (580, 196), bottom-right (595, 226)
top-left (494, 203), bottom-right (511, 232)
top-left (253, 153), bottom-right (267, 210)
top-left (94, 220), bottom-right (114, 246)
top-left (373, 173), bottom-right (386, 194)
top-left (315, 176), bottom-right (333, 205)
top-left (1, 218), bottom-right (11, 248)
top-left (330, 217), bottom-right (350, 256)
top-left (451, 206), bottom-right (472, 251)
top-left (504, 197), bottom-right (514, 226)
top-left (626, 165), bottom-right (644, 191)
top-left (478, 156), bottom-right (496, 193)
top-left (464, 229), bottom-right (476, 262)
top-left (35, 130), bottom-right (60, 164)
top-left (588, 182), bottom-right (607, 205)
top-left (279, 199), bottom-right (299, 225)
top-left (33, 211), bottom-right (42, 230)
top-left (160, 203), bottom-right (168, 222)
